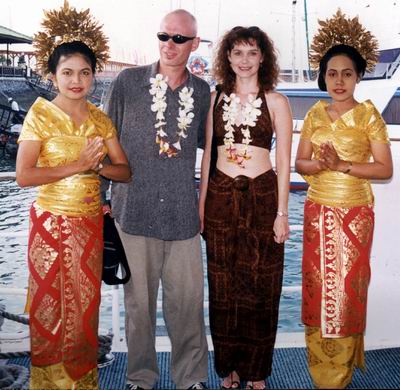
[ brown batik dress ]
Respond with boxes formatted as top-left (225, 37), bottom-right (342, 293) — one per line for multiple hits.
top-left (204, 92), bottom-right (284, 381)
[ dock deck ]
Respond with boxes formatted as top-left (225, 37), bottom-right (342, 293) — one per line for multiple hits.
top-left (3, 347), bottom-right (400, 389)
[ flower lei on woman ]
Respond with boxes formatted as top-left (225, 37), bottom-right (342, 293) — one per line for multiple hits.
top-left (222, 93), bottom-right (262, 167)
top-left (149, 74), bottom-right (195, 158)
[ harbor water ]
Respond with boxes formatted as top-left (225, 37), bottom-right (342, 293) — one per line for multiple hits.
top-left (0, 156), bottom-right (305, 336)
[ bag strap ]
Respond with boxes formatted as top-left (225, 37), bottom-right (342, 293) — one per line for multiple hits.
top-left (209, 85), bottom-right (223, 179)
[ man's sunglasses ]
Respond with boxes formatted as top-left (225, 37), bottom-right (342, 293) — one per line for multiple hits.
top-left (157, 32), bottom-right (196, 44)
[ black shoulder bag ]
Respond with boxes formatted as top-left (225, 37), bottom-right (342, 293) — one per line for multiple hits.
top-left (102, 211), bottom-right (131, 285)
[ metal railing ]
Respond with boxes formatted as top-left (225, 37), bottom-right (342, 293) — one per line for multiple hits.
top-left (359, 60), bottom-right (400, 80)
top-left (388, 57), bottom-right (400, 78)
top-left (279, 59), bottom-right (400, 82)
top-left (27, 73), bottom-right (55, 93)
top-left (0, 286), bottom-right (120, 351)
top-left (0, 66), bottom-right (27, 78)
top-left (0, 104), bottom-right (13, 127)
top-left (0, 104), bottom-right (27, 129)
top-left (0, 222), bottom-right (303, 352)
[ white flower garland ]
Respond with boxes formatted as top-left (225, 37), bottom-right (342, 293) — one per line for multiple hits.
top-left (149, 74), bottom-right (195, 158)
top-left (222, 93), bottom-right (262, 167)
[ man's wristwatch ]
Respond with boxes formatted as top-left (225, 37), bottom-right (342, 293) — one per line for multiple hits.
top-left (277, 211), bottom-right (288, 217)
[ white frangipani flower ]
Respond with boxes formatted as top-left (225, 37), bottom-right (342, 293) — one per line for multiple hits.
top-left (150, 74), bottom-right (168, 90)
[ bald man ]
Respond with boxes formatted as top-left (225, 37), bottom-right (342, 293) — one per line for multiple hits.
top-left (105, 9), bottom-right (210, 390)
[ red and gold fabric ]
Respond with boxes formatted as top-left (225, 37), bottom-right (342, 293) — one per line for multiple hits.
top-left (299, 99), bottom-right (388, 387)
top-left (17, 98), bottom-right (114, 388)
top-left (28, 202), bottom-right (103, 389)
top-left (302, 199), bottom-right (374, 337)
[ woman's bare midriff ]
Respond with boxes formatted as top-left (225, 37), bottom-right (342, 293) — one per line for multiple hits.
top-left (216, 144), bottom-right (273, 178)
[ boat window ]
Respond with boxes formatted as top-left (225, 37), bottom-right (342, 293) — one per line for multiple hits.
top-left (382, 96), bottom-right (400, 125)
top-left (287, 96), bottom-right (331, 120)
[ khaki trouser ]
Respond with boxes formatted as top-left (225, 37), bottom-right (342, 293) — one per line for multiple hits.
top-left (116, 226), bottom-right (208, 389)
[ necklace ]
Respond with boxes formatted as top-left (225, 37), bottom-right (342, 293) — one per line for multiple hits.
top-left (149, 73), bottom-right (195, 158)
top-left (222, 92), bottom-right (262, 167)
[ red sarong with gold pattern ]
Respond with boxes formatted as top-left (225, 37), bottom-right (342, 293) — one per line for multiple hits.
top-left (302, 199), bottom-right (374, 337)
top-left (27, 202), bottom-right (103, 385)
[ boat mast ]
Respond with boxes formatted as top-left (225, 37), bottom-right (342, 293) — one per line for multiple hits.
top-left (291, 0), bottom-right (297, 82)
top-left (303, 0), bottom-right (311, 78)
top-left (217, 0), bottom-right (222, 38)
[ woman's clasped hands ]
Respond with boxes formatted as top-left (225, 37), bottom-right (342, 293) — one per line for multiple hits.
top-left (78, 136), bottom-right (104, 172)
top-left (318, 141), bottom-right (349, 173)
top-left (319, 141), bottom-right (338, 170)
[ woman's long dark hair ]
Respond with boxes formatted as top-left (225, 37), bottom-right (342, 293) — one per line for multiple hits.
top-left (213, 26), bottom-right (279, 94)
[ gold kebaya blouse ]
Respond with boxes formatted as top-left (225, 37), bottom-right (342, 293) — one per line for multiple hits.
top-left (18, 97), bottom-right (116, 216)
top-left (301, 100), bottom-right (390, 208)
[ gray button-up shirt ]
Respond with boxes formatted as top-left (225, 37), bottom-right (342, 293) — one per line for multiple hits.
top-left (104, 62), bottom-right (210, 240)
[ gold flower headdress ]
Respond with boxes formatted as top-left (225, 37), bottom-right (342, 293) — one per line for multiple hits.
top-left (309, 9), bottom-right (379, 72)
top-left (33, 0), bottom-right (110, 74)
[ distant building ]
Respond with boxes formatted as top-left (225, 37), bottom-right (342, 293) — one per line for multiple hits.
top-left (97, 60), bottom-right (137, 78)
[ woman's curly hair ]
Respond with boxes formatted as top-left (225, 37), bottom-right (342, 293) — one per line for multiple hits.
top-left (213, 26), bottom-right (279, 94)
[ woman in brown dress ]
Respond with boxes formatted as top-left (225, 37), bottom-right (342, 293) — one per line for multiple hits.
top-left (199, 26), bottom-right (292, 389)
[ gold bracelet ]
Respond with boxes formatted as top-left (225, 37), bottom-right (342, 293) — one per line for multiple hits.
top-left (343, 161), bottom-right (352, 174)
top-left (94, 162), bottom-right (103, 173)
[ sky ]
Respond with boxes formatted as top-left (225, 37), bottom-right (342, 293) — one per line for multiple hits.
top-left (1, 0), bottom-right (399, 69)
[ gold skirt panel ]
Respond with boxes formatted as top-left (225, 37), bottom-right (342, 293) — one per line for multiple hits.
top-left (305, 326), bottom-right (364, 389)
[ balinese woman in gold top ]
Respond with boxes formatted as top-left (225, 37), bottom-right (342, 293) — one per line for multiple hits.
top-left (15, 4), bottom-right (131, 389)
top-left (295, 41), bottom-right (393, 389)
